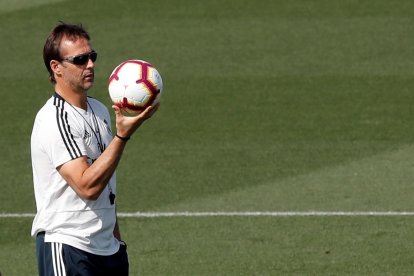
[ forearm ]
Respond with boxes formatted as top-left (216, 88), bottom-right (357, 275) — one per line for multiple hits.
top-left (58, 136), bottom-right (128, 200)
top-left (83, 137), bottom-right (127, 197)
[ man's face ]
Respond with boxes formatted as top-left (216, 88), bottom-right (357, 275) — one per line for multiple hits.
top-left (58, 36), bottom-right (95, 93)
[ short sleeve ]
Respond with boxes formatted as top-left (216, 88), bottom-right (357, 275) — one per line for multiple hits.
top-left (37, 106), bottom-right (87, 168)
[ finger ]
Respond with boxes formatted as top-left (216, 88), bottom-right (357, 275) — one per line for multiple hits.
top-left (148, 103), bottom-right (160, 116)
top-left (145, 103), bottom-right (160, 115)
top-left (139, 105), bottom-right (154, 118)
top-left (112, 105), bottom-right (122, 115)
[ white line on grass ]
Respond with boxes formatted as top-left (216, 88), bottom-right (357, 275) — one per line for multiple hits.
top-left (0, 213), bottom-right (35, 218)
top-left (2, 211), bottom-right (414, 218)
top-left (117, 211), bottom-right (414, 217)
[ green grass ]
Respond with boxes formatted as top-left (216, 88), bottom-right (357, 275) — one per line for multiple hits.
top-left (2, 0), bottom-right (414, 275)
top-left (4, 217), bottom-right (414, 275)
top-left (0, 0), bottom-right (68, 12)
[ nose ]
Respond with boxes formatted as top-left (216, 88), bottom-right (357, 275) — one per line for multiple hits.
top-left (87, 58), bottom-right (95, 68)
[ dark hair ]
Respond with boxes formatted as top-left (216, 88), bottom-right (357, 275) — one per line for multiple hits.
top-left (43, 22), bottom-right (90, 83)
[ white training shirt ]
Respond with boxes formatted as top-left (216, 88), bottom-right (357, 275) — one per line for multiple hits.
top-left (31, 92), bottom-right (120, 256)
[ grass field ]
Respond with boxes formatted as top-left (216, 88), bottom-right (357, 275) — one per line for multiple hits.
top-left (2, 0), bottom-right (414, 274)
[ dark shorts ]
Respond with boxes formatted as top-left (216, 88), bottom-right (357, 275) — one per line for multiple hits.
top-left (36, 232), bottom-right (129, 276)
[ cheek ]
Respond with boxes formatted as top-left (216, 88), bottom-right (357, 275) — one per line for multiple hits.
top-left (64, 68), bottom-right (82, 81)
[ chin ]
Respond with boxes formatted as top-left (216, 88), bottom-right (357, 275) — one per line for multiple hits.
top-left (84, 82), bottom-right (94, 91)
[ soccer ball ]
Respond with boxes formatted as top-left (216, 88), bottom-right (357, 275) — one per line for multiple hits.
top-left (108, 60), bottom-right (163, 115)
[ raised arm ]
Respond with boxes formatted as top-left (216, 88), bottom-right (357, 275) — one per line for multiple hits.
top-left (57, 104), bottom-right (159, 200)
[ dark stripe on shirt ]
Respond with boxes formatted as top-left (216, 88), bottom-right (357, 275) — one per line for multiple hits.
top-left (54, 94), bottom-right (82, 159)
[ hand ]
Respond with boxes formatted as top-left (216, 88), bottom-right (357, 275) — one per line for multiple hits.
top-left (112, 103), bottom-right (160, 138)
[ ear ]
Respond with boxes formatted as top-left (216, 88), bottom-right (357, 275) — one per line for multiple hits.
top-left (50, 60), bottom-right (63, 79)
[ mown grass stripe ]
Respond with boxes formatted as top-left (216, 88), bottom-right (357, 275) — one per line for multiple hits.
top-left (2, 211), bottom-right (414, 218)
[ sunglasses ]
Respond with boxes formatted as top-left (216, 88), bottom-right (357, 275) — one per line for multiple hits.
top-left (62, 50), bottom-right (98, 65)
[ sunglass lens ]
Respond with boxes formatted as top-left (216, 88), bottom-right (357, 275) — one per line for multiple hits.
top-left (73, 54), bottom-right (89, 65)
top-left (90, 52), bottom-right (97, 62)
top-left (67, 51), bottom-right (97, 65)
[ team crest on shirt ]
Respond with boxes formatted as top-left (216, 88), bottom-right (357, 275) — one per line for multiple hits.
top-left (83, 129), bottom-right (91, 140)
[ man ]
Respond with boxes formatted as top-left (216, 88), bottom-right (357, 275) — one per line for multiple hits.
top-left (31, 22), bottom-right (158, 275)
